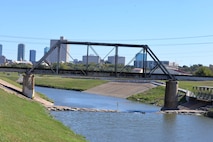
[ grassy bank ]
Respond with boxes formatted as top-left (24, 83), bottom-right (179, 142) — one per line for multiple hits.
top-left (0, 72), bottom-right (107, 141)
top-left (35, 75), bottom-right (107, 91)
top-left (1, 72), bottom-right (212, 107)
top-left (127, 86), bottom-right (165, 106)
top-left (128, 81), bottom-right (213, 107)
top-left (0, 72), bottom-right (22, 88)
top-left (0, 88), bottom-right (85, 142)
top-left (178, 81), bottom-right (213, 91)
top-left (0, 72), bottom-right (107, 91)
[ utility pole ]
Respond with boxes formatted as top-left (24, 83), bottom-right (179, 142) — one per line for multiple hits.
top-left (115, 46), bottom-right (118, 77)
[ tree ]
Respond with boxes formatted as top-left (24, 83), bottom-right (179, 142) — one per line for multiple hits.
top-left (209, 64), bottom-right (213, 72)
top-left (194, 66), bottom-right (213, 76)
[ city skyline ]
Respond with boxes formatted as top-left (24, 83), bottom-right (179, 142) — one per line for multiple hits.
top-left (0, 42), bottom-right (180, 68)
top-left (0, 1), bottom-right (213, 66)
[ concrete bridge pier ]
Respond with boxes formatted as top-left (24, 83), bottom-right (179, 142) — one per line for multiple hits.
top-left (22, 74), bottom-right (35, 99)
top-left (161, 80), bottom-right (179, 110)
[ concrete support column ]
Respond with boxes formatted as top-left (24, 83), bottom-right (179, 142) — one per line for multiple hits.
top-left (22, 74), bottom-right (35, 99)
top-left (162, 80), bottom-right (178, 110)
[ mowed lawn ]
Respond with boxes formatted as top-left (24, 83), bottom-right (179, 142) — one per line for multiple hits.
top-left (0, 73), bottom-right (107, 91)
top-left (128, 81), bottom-right (213, 107)
top-left (178, 81), bottom-right (213, 91)
top-left (35, 75), bottom-right (107, 91)
top-left (0, 88), bottom-right (85, 142)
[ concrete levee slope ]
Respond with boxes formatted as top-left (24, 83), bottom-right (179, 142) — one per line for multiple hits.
top-left (84, 82), bottom-right (156, 98)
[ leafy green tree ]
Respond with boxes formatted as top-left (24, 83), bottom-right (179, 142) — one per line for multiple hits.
top-left (209, 64), bottom-right (213, 72)
top-left (194, 66), bottom-right (213, 76)
top-left (59, 63), bottom-right (71, 70)
top-left (179, 64), bottom-right (208, 75)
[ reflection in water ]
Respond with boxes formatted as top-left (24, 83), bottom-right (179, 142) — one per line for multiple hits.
top-left (162, 114), bottom-right (177, 142)
top-left (36, 86), bottom-right (213, 142)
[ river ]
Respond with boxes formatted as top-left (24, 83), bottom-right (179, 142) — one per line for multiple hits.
top-left (35, 86), bottom-right (213, 142)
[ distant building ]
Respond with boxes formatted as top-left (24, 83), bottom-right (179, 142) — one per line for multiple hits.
top-left (46, 37), bottom-right (70, 63)
top-left (29, 50), bottom-right (36, 63)
top-left (146, 61), bottom-right (178, 70)
top-left (73, 59), bottom-right (80, 64)
top-left (132, 68), bottom-right (143, 73)
top-left (108, 56), bottom-right (125, 65)
top-left (0, 55), bottom-right (6, 65)
top-left (17, 44), bottom-right (25, 61)
top-left (0, 44), bottom-right (2, 56)
top-left (14, 60), bottom-right (32, 65)
top-left (134, 53), bottom-right (147, 68)
top-left (82, 55), bottom-right (100, 64)
top-left (44, 47), bottom-right (50, 55)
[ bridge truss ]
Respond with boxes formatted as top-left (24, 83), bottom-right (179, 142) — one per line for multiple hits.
top-left (27, 37), bottom-right (175, 80)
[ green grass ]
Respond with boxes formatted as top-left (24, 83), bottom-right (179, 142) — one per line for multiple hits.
top-left (0, 89), bottom-right (85, 142)
top-left (0, 72), bottom-right (22, 88)
top-left (127, 86), bottom-right (165, 106)
top-left (35, 75), bottom-right (107, 91)
top-left (178, 81), bottom-right (213, 91)
top-left (37, 92), bottom-right (54, 103)
top-left (0, 73), bottom-right (107, 91)
top-left (128, 81), bottom-right (213, 107)
top-left (0, 72), bottom-right (54, 102)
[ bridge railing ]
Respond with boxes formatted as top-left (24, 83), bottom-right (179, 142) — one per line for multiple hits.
top-left (192, 86), bottom-right (213, 102)
top-left (177, 86), bottom-right (213, 102)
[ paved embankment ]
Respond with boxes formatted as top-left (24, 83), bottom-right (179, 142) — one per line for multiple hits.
top-left (84, 82), bottom-right (156, 98)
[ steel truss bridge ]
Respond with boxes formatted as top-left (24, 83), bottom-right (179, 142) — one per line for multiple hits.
top-left (1, 37), bottom-right (212, 81)
top-left (0, 67), bottom-right (213, 81)
top-left (26, 37), bottom-right (177, 80)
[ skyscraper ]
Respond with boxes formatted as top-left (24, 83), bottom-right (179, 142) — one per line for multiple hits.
top-left (0, 44), bottom-right (2, 56)
top-left (44, 47), bottom-right (50, 55)
top-left (47, 37), bottom-right (70, 63)
top-left (29, 50), bottom-right (36, 63)
top-left (17, 44), bottom-right (25, 61)
top-left (134, 53), bottom-right (147, 68)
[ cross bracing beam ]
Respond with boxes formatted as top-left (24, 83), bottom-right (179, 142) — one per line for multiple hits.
top-left (145, 45), bottom-right (175, 80)
top-left (27, 41), bottom-right (61, 74)
top-left (61, 41), bottom-right (146, 48)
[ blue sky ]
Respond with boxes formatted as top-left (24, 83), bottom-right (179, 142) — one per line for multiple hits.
top-left (0, 0), bottom-right (213, 66)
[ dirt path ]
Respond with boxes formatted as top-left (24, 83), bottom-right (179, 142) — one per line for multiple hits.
top-left (84, 82), bottom-right (156, 98)
top-left (0, 79), bottom-right (53, 107)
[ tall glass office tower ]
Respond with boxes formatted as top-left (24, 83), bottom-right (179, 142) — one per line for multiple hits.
top-left (17, 44), bottom-right (25, 61)
top-left (134, 53), bottom-right (147, 68)
top-left (44, 47), bottom-right (50, 55)
top-left (29, 50), bottom-right (36, 63)
top-left (0, 44), bottom-right (2, 56)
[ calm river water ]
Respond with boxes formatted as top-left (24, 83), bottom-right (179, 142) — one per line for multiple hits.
top-left (36, 86), bottom-right (213, 142)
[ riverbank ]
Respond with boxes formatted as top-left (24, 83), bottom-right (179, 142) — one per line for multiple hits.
top-left (84, 81), bottom-right (156, 98)
top-left (1, 72), bottom-right (213, 116)
top-left (0, 79), bottom-right (86, 142)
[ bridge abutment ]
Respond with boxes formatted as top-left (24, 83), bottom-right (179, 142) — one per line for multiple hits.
top-left (22, 74), bottom-right (35, 99)
top-left (162, 80), bottom-right (178, 110)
